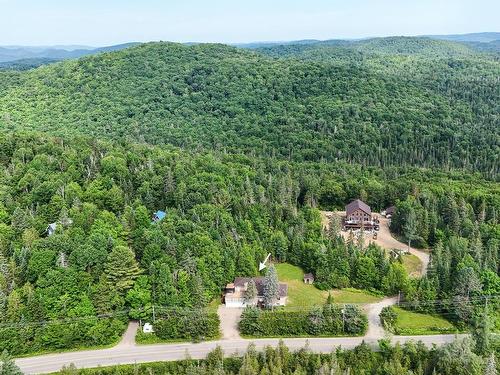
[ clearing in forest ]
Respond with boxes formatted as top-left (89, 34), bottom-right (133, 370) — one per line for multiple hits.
top-left (320, 211), bottom-right (429, 277)
top-left (275, 263), bottom-right (382, 309)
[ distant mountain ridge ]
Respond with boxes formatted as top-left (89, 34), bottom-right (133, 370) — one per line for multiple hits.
top-left (237, 33), bottom-right (500, 54)
top-left (0, 42), bottom-right (140, 63)
top-left (425, 32), bottom-right (500, 42)
top-left (0, 41), bottom-right (497, 174)
top-left (1, 33), bottom-right (498, 69)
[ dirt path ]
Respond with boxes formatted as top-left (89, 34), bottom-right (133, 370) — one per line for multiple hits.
top-left (320, 211), bottom-right (430, 277)
top-left (363, 296), bottom-right (398, 339)
top-left (377, 217), bottom-right (430, 276)
top-left (117, 321), bottom-right (138, 347)
top-left (217, 305), bottom-right (243, 340)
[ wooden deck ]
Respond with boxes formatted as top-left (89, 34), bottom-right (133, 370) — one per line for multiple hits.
top-left (342, 216), bottom-right (380, 231)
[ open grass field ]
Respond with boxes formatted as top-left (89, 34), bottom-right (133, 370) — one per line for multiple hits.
top-left (275, 263), bottom-right (326, 309)
top-left (275, 263), bottom-right (383, 309)
top-left (392, 306), bottom-right (458, 335)
top-left (401, 254), bottom-right (423, 278)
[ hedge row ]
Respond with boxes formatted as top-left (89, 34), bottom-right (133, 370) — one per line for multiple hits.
top-left (153, 310), bottom-right (220, 341)
top-left (238, 304), bottom-right (367, 337)
top-left (0, 318), bottom-right (125, 355)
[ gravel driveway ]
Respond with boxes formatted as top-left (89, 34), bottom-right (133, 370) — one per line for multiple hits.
top-left (217, 305), bottom-right (243, 340)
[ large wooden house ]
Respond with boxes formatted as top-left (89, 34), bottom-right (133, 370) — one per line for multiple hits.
top-left (343, 199), bottom-right (379, 231)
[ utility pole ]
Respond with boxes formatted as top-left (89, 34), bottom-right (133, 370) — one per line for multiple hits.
top-left (152, 305), bottom-right (156, 323)
top-left (397, 290), bottom-right (401, 306)
top-left (341, 307), bottom-right (345, 332)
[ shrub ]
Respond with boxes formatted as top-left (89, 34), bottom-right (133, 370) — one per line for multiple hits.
top-left (154, 309), bottom-right (219, 341)
top-left (238, 304), bottom-right (367, 337)
top-left (0, 318), bottom-right (125, 356)
top-left (380, 306), bottom-right (398, 332)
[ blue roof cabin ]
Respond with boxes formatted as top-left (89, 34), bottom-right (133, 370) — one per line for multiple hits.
top-left (152, 210), bottom-right (166, 223)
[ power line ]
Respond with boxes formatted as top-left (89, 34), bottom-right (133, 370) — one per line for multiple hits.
top-left (1, 295), bottom-right (498, 329)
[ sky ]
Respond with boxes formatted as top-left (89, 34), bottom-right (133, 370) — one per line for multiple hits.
top-left (0, 0), bottom-right (498, 46)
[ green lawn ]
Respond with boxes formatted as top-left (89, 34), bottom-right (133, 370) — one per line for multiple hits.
top-left (275, 263), bottom-right (383, 309)
top-left (401, 254), bottom-right (423, 278)
top-left (331, 288), bottom-right (383, 304)
top-left (392, 307), bottom-right (458, 335)
top-left (276, 263), bottom-right (326, 309)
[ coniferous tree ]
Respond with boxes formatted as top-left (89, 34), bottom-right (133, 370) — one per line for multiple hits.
top-left (104, 246), bottom-right (142, 294)
top-left (263, 265), bottom-right (279, 309)
top-left (0, 350), bottom-right (22, 375)
top-left (484, 354), bottom-right (497, 375)
top-left (243, 279), bottom-right (257, 306)
top-left (403, 209), bottom-right (418, 251)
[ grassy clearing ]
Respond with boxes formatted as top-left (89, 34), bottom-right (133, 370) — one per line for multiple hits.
top-left (392, 307), bottom-right (458, 335)
top-left (276, 263), bottom-right (326, 309)
top-left (135, 330), bottom-right (189, 345)
top-left (275, 263), bottom-right (383, 309)
top-left (135, 327), bottom-right (221, 345)
top-left (401, 254), bottom-right (423, 278)
top-left (331, 288), bottom-right (383, 304)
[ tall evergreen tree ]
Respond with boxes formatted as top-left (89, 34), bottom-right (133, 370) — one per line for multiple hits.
top-left (104, 246), bottom-right (142, 294)
top-left (263, 265), bottom-right (279, 309)
top-left (484, 354), bottom-right (497, 375)
top-left (243, 279), bottom-right (257, 306)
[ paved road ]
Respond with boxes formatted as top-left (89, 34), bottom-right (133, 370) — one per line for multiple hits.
top-left (16, 334), bottom-right (461, 374)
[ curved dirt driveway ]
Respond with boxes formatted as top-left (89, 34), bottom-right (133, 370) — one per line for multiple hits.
top-left (364, 296), bottom-right (398, 339)
top-left (377, 217), bottom-right (430, 276)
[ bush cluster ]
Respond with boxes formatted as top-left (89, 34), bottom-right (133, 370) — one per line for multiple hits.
top-left (0, 318), bottom-right (125, 355)
top-left (153, 310), bottom-right (220, 341)
top-left (239, 304), bottom-right (367, 337)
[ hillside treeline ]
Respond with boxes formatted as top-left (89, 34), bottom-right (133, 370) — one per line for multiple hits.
top-left (0, 40), bottom-right (498, 176)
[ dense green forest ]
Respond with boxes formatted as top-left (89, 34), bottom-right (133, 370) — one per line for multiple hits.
top-left (0, 132), bottom-right (498, 355)
top-left (0, 39), bottom-right (498, 176)
top-left (0, 37), bottom-right (498, 368)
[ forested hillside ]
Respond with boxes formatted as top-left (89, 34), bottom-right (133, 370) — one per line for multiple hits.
top-left (0, 133), bottom-right (498, 354)
top-left (0, 39), bottom-right (498, 176)
top-left (0, 37), bottom-right (498, 360)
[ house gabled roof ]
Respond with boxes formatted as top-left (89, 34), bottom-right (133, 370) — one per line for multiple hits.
top-left (233, 277), bottom-right (288, 298)
top-left (47, 223), bottom-right (57, 232)
top-left (386, 206), bottom-right (395, 215)
top-left (304, 273), bottom-right (314, 280)
top-left (346, 199), bottom-right (371, 216)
